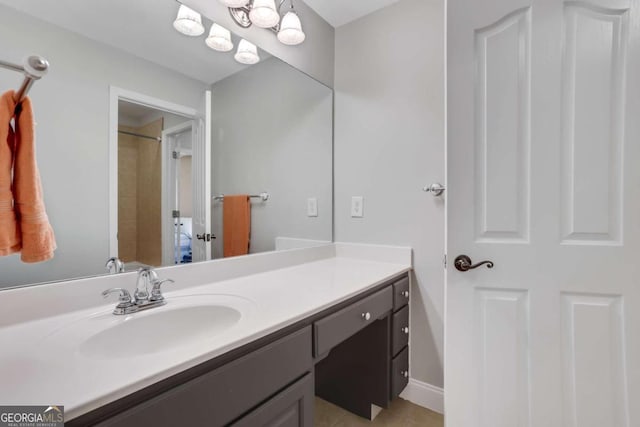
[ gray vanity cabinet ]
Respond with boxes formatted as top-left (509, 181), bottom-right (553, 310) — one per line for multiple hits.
top-left (68, 273), bottom-right (410, 427)
top-left (314, 275), bottom-right (411, 419)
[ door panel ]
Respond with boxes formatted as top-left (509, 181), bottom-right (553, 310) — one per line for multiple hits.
top-left (561, 294), bottom-right (628, 427)
top-left (560, 3), bottom-right (627, 244)
top-left (475, 289), bottom-right (530, 427)
top-left (447, 0), bottom-right (638, 426)
top-left (474, 7), bottom-right (531, 243)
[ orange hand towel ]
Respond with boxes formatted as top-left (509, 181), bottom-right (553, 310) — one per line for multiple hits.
top-left (0, 92), bottom-right (20, 256)
top-left (13, 94), bottom-right (56, 263)
top-left (223, 195), bottom-right (251, 258)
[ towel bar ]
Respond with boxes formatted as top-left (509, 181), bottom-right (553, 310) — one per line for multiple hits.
top-left (213, 192), bottom-right (269, 202)
top-left (0, 56), bottom-right (49, 105)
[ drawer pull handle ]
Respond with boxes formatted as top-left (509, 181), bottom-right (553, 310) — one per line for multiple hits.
top-left (402, 291), bottom-right (409, 298)
top-left (362, 312), bottom-right (371, 321)
top-left (401, 370), bottom-right (409, 378)
top-left (402, 326), bottom-right (409, 334)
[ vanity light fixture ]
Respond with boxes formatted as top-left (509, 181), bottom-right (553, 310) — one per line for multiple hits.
top-left (206, 23), bottom-right (234, 52)
top-left (277, 6), bottom-right (305, 45)
top-left (220, 0), bottom-right (306, 46)
top-left (173, 5), bottom-right (205, 36)
top-left (249, 0), bottom-right (281, 28)
top-left (234, 39), bottom-right (260, 64)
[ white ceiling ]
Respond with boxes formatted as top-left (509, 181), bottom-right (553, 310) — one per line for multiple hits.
top-left (0, 0), bottom-right (266, 85)
top-left (303, 0), bottom-right (402, 28)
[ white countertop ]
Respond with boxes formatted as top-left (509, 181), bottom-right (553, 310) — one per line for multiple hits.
top-left (0, 244), bottom-right (411, 420)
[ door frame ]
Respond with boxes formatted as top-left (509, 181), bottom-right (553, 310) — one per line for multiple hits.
top-left (108, 86), bottom-right (198, 258)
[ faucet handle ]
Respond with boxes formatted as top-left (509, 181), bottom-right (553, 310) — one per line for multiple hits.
top-left (102, 288), bottom-right (136, 315)
top-left (150, 279), bottom-right (175, 302)
top-left (102, 287), bottom-right (132, 303)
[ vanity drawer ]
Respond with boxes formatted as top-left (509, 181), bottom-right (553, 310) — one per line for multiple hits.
top-left (314, 286), bottom-right (393, 357)
top-left (391, 305), bottom-right (409, 357)
top-left (97, 327), bottom-right (312, 427)
top-left (392, 276), bottom-right (410, 311)
top-left (391, 346), bottom-right (409, 399)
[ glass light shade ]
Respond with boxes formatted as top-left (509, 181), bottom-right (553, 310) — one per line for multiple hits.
top-left (277, 11), bottom-right (305, 45)
top-left (219, 0), bottom-right (250, 7)
top-left (234, 39), bottom-right (260, 65)
top-left (206, 24), bottom-right (234, 52)
top-left (173, 5), bottom-right (205, 36)
top-left (249, 0), bottom-right (280, 28)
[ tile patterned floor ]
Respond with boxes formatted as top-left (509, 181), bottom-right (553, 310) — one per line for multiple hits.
top-left (314, 397), bottom-right (444, 427)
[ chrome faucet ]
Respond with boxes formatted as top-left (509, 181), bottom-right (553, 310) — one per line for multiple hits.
top-left (102, 267), bottom-right (174, 315)
top-left (105, 257), bottom-right (125, 274)
top-left (135, 267), bottom-right (157, 304)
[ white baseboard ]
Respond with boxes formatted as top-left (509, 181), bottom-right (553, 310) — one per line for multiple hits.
top-left (400, 378), bottom-right (444, 414)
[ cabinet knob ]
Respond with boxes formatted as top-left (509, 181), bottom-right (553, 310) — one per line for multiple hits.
top-left (402, 291), bottom-right (409, 298)
top-left (401, 370), bottom-right (409, 378)
top-left (402, 326), bottom-right (409, 334)
top-left (362, 312), bottom-right (371, 321)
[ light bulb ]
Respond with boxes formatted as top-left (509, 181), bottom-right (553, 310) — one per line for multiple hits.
top-left (234, 39), bottom-right (260, 65)
top-left (219, 0), bottom-right (250, 7)
top-left (206, 24), bottom-right (234, 52)
top-left (249, 0), bottom-right (280, 28)
top-left (277, 11), bottom-right (305, 45)
top-left (173, 5), bottom-right (205, 37)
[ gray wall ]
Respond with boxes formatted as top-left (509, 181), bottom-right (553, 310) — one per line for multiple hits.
top-left (211, 58), bottom-right (333, 258)
top-left (0, 6), bottom-right (208, 287)
top-left (334, 0), bottom-right (446, 387)
top-left (185, 0), bottom-right (335, 88)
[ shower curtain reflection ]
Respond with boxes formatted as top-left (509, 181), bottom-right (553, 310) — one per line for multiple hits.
top-left (117, 118), bottom-right (163, 269)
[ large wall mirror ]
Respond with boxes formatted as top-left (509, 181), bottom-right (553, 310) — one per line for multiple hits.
top-left (0, 0), bottom-right (333, 289)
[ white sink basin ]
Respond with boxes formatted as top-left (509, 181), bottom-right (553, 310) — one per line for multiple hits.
top-left (46, 294), bottom-right (254, 360)
top-left (80, 305), bottom-right (241, 359)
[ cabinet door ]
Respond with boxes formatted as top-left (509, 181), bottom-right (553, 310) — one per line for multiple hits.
top-left (232, 373), bottom-right (314, 427)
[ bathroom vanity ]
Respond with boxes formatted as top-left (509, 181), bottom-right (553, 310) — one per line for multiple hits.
top-left (68, 273), bottom-right (410, 426)
top-left (0, 244), bottom-right (412, 426)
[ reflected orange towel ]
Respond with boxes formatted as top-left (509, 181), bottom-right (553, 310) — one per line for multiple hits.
top-left (4, 91), bottom-right (56, 262)
top-left (0, 92), bottom-right (20, 256)
top-left (223, 195), bottom-right (251, 258)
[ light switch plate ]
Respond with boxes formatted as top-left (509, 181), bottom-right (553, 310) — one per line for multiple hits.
top-left (307, 198), bottom-right (318, 217)
top-left (351, 196), bottom-right (364, 218)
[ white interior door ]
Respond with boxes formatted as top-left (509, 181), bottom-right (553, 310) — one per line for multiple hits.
top-left (161, 122), bottom-right (192, 266)
top-left (191, 90), bottom-right (212, 262)
top-left (161, 129), bottom-right (178, 266)
top-left (446, 0), bottom-right (639, 426)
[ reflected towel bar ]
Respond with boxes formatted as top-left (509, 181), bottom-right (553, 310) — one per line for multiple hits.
top-left (213, 192), bottom-right (269, 202)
